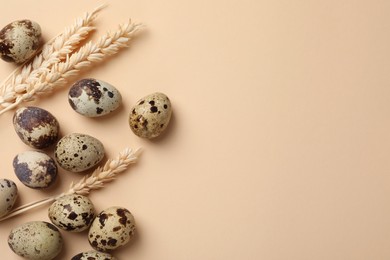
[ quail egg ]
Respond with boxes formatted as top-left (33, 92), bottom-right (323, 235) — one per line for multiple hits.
top-left (88, 206), bottom-right (136, 252)
top-left (71, 250), bottom-right (117, 260)
top-left (48, 194), bottom-right (95, 232)
top-left (13, 106), bottom-right (60, 149)
top-left (13, 150), bottom-right (57, 189)
top-left (54, 133), bottom-right (105, 172)
top-left (0, 179), bottom-right (18, 218)
top-left (129, 92), bottom-right (172, 139)
top-left (0, 19), bottom-right (41, 63)
top-left (8, 221), bottom-right (63, 260)
top-left (68, 78), bottom-right (122, 117)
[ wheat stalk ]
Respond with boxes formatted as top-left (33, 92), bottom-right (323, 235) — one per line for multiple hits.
top-left (59, 147), bottom-right (140, 197)
top-left (0, 20), bottom-right (142, 115)
top-left (0, 5), bottom-right (105, 108)
top-left (0, 147), bottom-right (141, 222)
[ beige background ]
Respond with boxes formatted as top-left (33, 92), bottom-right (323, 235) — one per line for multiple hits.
top-left (0, 0), bottom-right (390, 259)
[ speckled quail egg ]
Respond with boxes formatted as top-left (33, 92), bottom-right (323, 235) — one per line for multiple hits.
top-left (88, 206), bottom-right (136, 252)
top-left (13, 150), bottom-right (57, 189)
top-left (8, 221), bottom-right (63, 260)
top-left (129, 92), bottom-right (172, 139)
top-left (13, 106), bottom-right (60, 149)
top-left (54, 133), bottom-right (105, 172)
top-left (68, 78), bottom-right (122, 117)
top-left (48, 194), bottom-right (95, 232)
top-left (0, 179), bottom-right (18, 218)
top-left (71, 250), bottom-right (117, 260)
top-left (0, 19), bottom-right (41, 63)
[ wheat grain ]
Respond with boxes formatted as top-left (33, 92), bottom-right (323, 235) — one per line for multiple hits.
top-left (0, 147), bottom-right (141, 222)
top-left (0, 4), bottom-right (105, 108)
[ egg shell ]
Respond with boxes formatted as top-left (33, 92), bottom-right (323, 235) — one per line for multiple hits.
top-left (8, 221), bottom-right (63, 260)
top-left (13, 150), bottom-right (57, 189)
top-left (48, 194), bottom-right (95, 232)
top-left (88, 206), bottom-right (136, 252)
top-left (54, 133), bottom-right (105, 172)
top-left (68, 78), bottom-right (122, 117)
top-left (13, 106), bottom-right (60, 149)
top-left (129, 92), bottom-right (172, 139)
top-left (71, 250), bottom-right (117, 260)
top-left (0, 19), bottom-right (41, 63)
top-left (0, 179), bottom-right (18, 218)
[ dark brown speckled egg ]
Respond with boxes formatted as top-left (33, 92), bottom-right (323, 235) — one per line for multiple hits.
top-left (0, 19), bottom-right (41, 63)
top-left (13, 150), bottom-right (57, 189)
top-left (13, 106), bottom-right (60, 149)
top-left (88, 206), bottom-right (136, 252)
top-left (48, 194), bottom-right (95, 232)
top-left (129, 92), bottom-right (172, 139)
top-left (0, 179), bottom-right (18, 218)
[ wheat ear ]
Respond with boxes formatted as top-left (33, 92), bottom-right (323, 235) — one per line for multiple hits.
top-left (0, 4), bottom-right (105, 108)
top-left (0, 147), bottom-right (141, 222)
top-left (0, 20), bottom-right (142, 115)
top-left (59, 147), bottom-right (141, 197)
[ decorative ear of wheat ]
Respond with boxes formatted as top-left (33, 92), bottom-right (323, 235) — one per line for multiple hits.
top-left (0, 4), bottom-right (142, 115)
top-left (0, 147), bottom-right (141, 222)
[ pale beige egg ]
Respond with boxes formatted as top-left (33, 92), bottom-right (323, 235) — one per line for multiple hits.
top-left (8, 221), bottom-right (63, 260)
top-left (48, 194), bottom-right (95, 232)
top-left (54, 133), bottom-right (105, 172)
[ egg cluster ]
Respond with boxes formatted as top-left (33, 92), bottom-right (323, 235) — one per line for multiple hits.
top-left (0, 19), bottom-right (173, 260)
